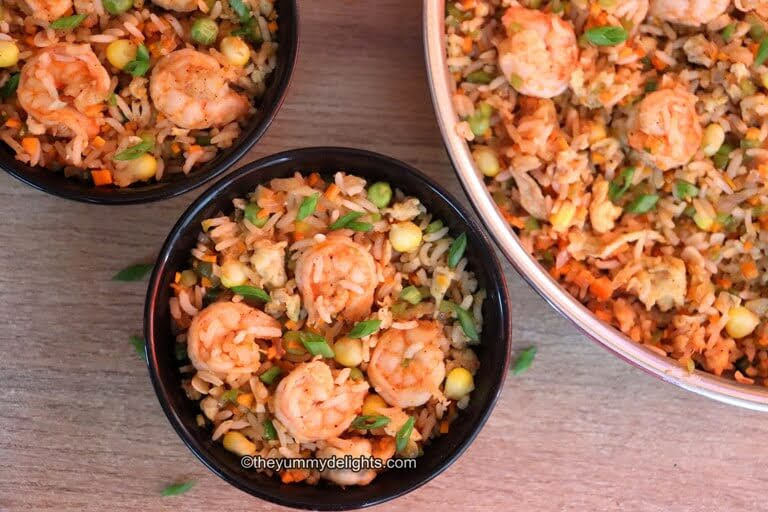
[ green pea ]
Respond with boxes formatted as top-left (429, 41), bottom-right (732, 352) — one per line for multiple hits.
top-left (191, 18), bottom-right (219, 45)
top-left (367, 182), bottom-right (393, 208)
top-left (244, 203), bottom-right (268, 227)
top-left (180, 269), bottom-right (198, 287)
top-left (103, 0), bottom-right (133, 15)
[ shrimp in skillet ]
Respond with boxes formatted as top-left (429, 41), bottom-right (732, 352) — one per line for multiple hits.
top-left (149, 49), bottom-right (251, 129)
top-left (627, 86), bottom-right (702, 170)
top-left (295, 235), bottom-right (378, 327)
top-left (17, 44), bottom-right (109, 166)
top-left (496, 5), bottom-right (578, 99)
top-left (150, 0), bottom-right (199, 12)
top-left (367, 321), bottom-right (448, 408)
top-left (315, 437), bottom-right (385, 486)
top-left (274, 360), bottom-right (368, 443)
top-left (649, 0), bottom-right (730, 26)
top-left (22, 0), bottom-right (72, 22)
top-left (187, 302), bottom-right (283, 378)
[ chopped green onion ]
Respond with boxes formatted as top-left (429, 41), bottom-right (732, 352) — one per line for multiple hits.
top-left (756, 37), bottom-right (768, 68)
top-left (103, 0), bottom-right (133, 15)
top-left (395, 416), bottom-right (415, 454)
top-left (524, 217), bottom-right (540, 231)
top-left (399, 285), bottom-right (423, 305)
top-left (107, 92), bottom-right (117, 106)
top-left (351, 415), bottom-right (391, 430)
top-left (643, 80), bottom-right (658, 93)
top-left (440, 301), bottom-right (479, 341)
top-left (424, 219), bottom-right (444, 234)
top-left (446, 2), bottom-right (473, 22)
top-left (584, 26), bottom-right (628, 46)
top-left (130, 335), bottom-right (146, 362)
top-left (191, 18), bottom-right (219, 45)
top-left (262, 419), bottom-right (277, 440)
top-left (194, 135), bottom-right (212, 146)
top-left (114, 138), bottom-right (154, 161)
top-left (468, 102), bottom-right (492, 137)
top-left (229, 285), bottom-right (270, 302)
top-left (0, 72), bottom-right (19, 99)
top-left (244, 203), bottom-right (268, 228)
top-left (229, 0), bottom-right (252, 23)
top-left (347, 221), bottom-right (373, 232)
top-left (330, 211), bottom-right (364, 230)
top-left (298, 331), bottom-right (334, 358)
top-left (123, 44), bottom-right (150, 77)
top-left (673, 180), bottom-right (699, 200)
top-left (296, 193), bottom-right (319, 221)
top-left (161, 481), bottom-right (195, 497)
top-left (741, 138), bottom-right (761, 149)
top-left (113, 262), bottom-right (153, 281)
top-left (625, 194), bottom-right (659, 214)
top-left (749, 14), bottom-right (766, 40)
top-left (348, 319), bottom-right (381, 339)
top-left (608, 167), bottom-right (635, 202)
top-left (722, 23), bottom-right (736, 42)
top-left (50, 13), bottom-right (87, 30)
top-left (512, 346), bottom-right (537, 375)
top-left (713, 143), bottom-right (733, 169)
top-left (508, 73), bottom-right (523, 91)
top-left (448, 232), bottom-right (468, 268)
top-left (259, 366), bottom-right (282, 385)
top-left (220, 389), bottom-right (239, 403)
top-left (465, 70), bottom-right (493, 84)
top-left (367, 182), bottom-right (393, 208)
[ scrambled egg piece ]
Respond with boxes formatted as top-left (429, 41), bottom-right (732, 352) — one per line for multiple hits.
top-left (626, 255), bottom-right (687, 312)
top-left (588, 177), bottom-right (623, 234)
top-left (250, 240), bottom-right (287, 288)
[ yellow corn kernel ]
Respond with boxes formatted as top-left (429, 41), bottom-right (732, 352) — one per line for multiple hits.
top-left (220, 260), bottom-right (249, 288)
top-left (693, 212), bottom-right (714, 231)
top-left (549, 201), bottom-right (576, 232)
top-left (726, 306), bottom-right (760, 339)
top-left (0, 41), bottom-right (19, 68)
top-left (444, 367), bottom-right (475, 399)
top-left (105, 39), bottom-right (138, 70)
top-left (471, 146), bottom-right (500, 177)
top-left (126, 153), bottom-right (157, 181)
top-left (222, 431), bottom-right (257, 456)
top-left (361, 394), bottom-right (387, 416)
top-left (236, 392), bottom-right (254, 408)
top-left (588, 121), bottom-right (606, 144)
top-left (701, 123), bottom-right (725, 157)
top-left (220, 36), bottom-right (250, 66)
top-left (333, 337), bottom-right (364, 368)
top-left (389, 221), bottom-right (423, 253)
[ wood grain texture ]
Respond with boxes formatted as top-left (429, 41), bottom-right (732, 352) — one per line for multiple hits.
top-left (1, 1), bottom-right (767, 511)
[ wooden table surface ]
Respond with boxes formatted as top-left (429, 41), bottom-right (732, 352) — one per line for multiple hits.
top-left (2, 1), bottom-right (767, 511)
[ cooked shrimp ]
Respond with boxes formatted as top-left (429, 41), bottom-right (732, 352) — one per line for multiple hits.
top-left (274, 360), bottom-right (368, 442)
top-left (627, 86), bottom-right (702, 170)
top-left (23, 0), bottom-right (72, 21)
top-left (187, 302), bottom-right (283, 377)
top-left (496, 6), bottom-right (578, 99)
top-left (17, 44), bottom-right (109, 166)
top-left (151, 0), bottom-right (198, 12)
top-left (316, 437), bottom-right (379, 486)
top-left (149, 49), bottom-right (251, 129)
top-left (649, 0), bottom-right (730, 26)
top-left (735, 0), bottom-right (768, 18)
top-left (295, 235), bottom-right (378, 326)
top-left (367, 321), bottom-right (448, 408)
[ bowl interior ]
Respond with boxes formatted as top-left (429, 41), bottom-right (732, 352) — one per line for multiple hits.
top-left (0, 0), bottom-right (298, 204)
top-left (145, 147), bottom-right (512, 509)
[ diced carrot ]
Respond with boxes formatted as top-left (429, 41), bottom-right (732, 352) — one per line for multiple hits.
top-left (21, 136), bottom-right (40, 155)
top-left (741, 260), bottom-right (759, 280)
top-left (188, 144), bottom-right (203, 154)
top-left (174, 272), bottom-right (181, 283)
top-left (708, 314), bottom-right (720, 325)
top-left (462, 35), bottom-right (473, 54)
top-left (268, 21), bottom-right (278, 32)
top-left (85, 104), bottom-right (103, 117)
top-left (744, 240), bottom-right (754, 251)
top-left (589, 277), bottom-right (614, 301)
top-left (593, 307), bottom-right (612, 322)
top-left (460, 0), bottom-right (475, 8)
top-left (266, 346), bottom-right (277, 359)
top-left (202, 254), bottom-right (217, 263)
top-left (629, 326), bottom-right (641, 342)
top-left (439, 420), bottom-right (450, 434)
top-left (716, 277), bottom-right (732, 289)
top-left (651, 55), bottom-right (667, 70)
top-left (307, 172), bottom-right (323, 188)
top-left (201, 276), bottom-right (212, 287)
top-left (257, 207), bottom-right (270, 219)
top-left (4, 118), bottom-right (21, 129)
top-left (281, 469), bottom-right (309, 484)
top-left (572, 268), bottom-right (595, 288)
top-left (170, 142), bottom-right (181, 155)
top-left (91, 169), bottom-right (113, 186)
top-left (92, 135), bottom-right (106, 148)
top-left (324, 183), bottom-right (340, 201)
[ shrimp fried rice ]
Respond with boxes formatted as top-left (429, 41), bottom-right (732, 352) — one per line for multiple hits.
top-left (169, 171), bottom-right (484, 486)
top-left (0, 0), bottom-right (278, 187)
top-left (447, 0), bottom-right (768, 385)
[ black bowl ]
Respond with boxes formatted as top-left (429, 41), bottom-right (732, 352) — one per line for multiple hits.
top-left (0, 0), bottom-right (298, 204)
top-left (144, 147), bottom-right (512, 509)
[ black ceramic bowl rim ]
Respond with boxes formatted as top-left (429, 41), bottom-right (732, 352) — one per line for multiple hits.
top-left (0, 0), bottom-right (298, 205)
top-left (144, 147), bottom-right (512, 510)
